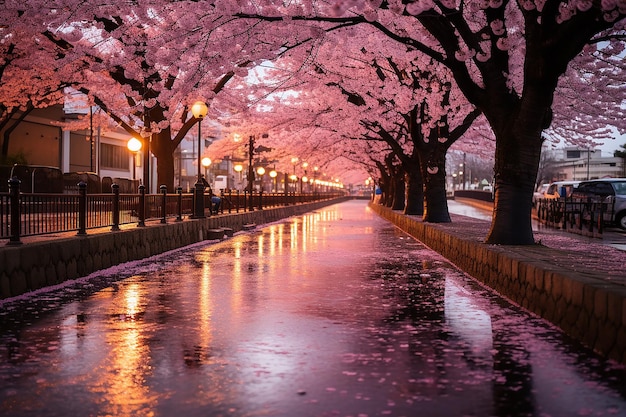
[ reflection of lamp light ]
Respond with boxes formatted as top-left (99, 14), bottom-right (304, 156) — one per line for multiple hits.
top-left (191, 101), bottom-right (208, 218)
top-left (127, 137), bottom-right (142, 180)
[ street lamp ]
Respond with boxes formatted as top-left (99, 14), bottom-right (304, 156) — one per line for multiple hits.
top-left (191, 100), bottom-right (208, 218)
top-left (302, 176), bottom-right (308, 193)
top-left (301, 162), bottom-right (309, 193)
top-left (234, 163), bottom-right (243, 190)
top-left (247, 136), bottom-right (256, 211)
top-left (127, 137), bottom-right (142, 181)
top-left (291, 157), bottom-right (299, 193)
top-left (289, 174), bottom-right (298, 194)
top-left (202, 157), bottom-right (212, 186)
top-left (256, 166), bottom-right (266, 192)
top-left (269, 169), bottom-right (277, 192)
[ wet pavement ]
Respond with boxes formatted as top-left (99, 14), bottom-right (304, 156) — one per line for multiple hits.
top-left (1, 200), bottom-right (625, 417)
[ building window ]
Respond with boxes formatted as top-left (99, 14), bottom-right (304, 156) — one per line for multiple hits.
top-left (566, 150), bottom-right (581, 159)
top-left (101, 143), bottom-right (129, 170)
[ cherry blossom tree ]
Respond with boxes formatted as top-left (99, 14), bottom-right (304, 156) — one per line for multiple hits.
top-left (546, 41), bottom-right (626, 150)
top-left (0, 25), bottom-right (77, 163)
top-left (2, 1), bottom-right (624, 245)
top-left (222, 26), bottom-right (487, 220)
top-left (234, 0), bottom-right (626, 244)
top-left (2, 2), bottom-right (288, 190)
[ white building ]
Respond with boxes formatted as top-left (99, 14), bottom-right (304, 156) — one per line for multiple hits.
top-left (551, 147), bottom-right (624, 180)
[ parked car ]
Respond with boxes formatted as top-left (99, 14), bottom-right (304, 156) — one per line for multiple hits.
top-left (533, 181), bottom-right (580, 207)
top-left (572, 178), bottom-right (626, 230)
top-left (545, 181), bottom-right (580, 199)
top-left (532, 184), bottom-right (550, 206)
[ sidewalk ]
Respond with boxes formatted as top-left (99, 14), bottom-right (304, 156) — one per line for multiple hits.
top-left (369, 202), bottom-right (626, 364)
top-left (452, 197), bottom-right (626, 253)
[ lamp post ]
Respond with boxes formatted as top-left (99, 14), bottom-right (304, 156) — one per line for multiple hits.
top-left (234, 163), bottom-right (243, 190)
top-left (127, 137), bottom-right (142, 181)
top-left (247, 136), bottom-right (255, 211)
top-left (256, 166), bottom-right (266, 192)
top-left (289, 174), bottom-right (298, 195)
top-left (202, 157), bottom-right (212, 191)
top-left (191, 101), bottom-right (208, 218)
top-left (269, 169), bottom-right (277, 192)
top-left (291, 157), bottom-right (299, 194)
top-left (301, 162), bottom-right (308, 194)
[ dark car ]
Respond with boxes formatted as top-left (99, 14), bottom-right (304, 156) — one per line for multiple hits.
top-left (572, 178), bottom-right (626, 230)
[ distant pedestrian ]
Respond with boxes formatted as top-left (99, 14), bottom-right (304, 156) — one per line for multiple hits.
top-left (373, 186), bottom-right (382, 204)
top-left (211, 195), bottom-right (221, 213)
top-left (207, 186), bottom-right (221, 214)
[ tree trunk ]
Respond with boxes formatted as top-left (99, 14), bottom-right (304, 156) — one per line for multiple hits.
top-left (403, 167), bottom-right (423, 216)
top-left (391, 174), bottom-right (405, 210)
top-left (485, 129), bottom-right (541, 245)
top-left (156, 151), bottom-right (176, 192)
top-left (150, 128), bottom-right (177, 192)
top-left (2, 107), bottom-right (32, 159)
top-left (421, 161), bottom-right (450, 223)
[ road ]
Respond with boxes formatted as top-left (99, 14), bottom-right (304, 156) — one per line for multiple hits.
top-left (1, 200), bottom-right (624, 417)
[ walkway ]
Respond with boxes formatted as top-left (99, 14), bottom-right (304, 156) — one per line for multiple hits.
top-left (1, 200), bottom-right (624, 417)
top-left (450, 198), bottom-right (626, 252)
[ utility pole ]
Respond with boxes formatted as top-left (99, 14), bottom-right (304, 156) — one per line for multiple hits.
top-left (248, 135), bottom-right (255, 211)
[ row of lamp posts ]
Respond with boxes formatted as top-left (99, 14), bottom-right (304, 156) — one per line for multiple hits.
top-left (128, 101), bottom-right (328, 219)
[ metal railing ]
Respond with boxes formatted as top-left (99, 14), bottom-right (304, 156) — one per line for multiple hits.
top-left (1, 180), bottom-right (343, 244)
top-left (536, 197), bottom-right (613, 237)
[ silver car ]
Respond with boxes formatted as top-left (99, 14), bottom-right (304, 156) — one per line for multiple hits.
top-left (573, 178), bottom-right (626, 230)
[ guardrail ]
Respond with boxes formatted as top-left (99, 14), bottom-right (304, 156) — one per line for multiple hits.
top-left (1, 179), bottom-right (343, 244)
top-left (536, 197), bottom-right (613, 238)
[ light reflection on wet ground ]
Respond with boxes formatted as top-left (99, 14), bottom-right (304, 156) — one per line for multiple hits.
top-left (1, 200), bottom-right (625, 417)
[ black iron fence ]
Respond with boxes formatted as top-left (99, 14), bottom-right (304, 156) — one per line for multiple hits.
top-left (1, 180), bottom-right (343, 244)
top-left (536, 197), bottom-right (614, 238)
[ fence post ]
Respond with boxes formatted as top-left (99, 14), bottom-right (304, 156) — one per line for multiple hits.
top-left (160, 185), bottom-right (167, 224)
top-left (598, 201), bottom-right (605, 235)
top-left (258, 189), bottom-right (263, 210)
top-left (284, 173), bottom-right (289, 206)
top-left (111, 183), bottom-right (120, 231)
top-left (138, 184), bottom-right (146, 227)
top-left (7, 177), bottom-right (22, 246)
top-left (77, 181), bottom-right (87, 236)
top-left (176, 187), bottom-right (183, 222)
top-left (243, 190), bottom-right (248, 212)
